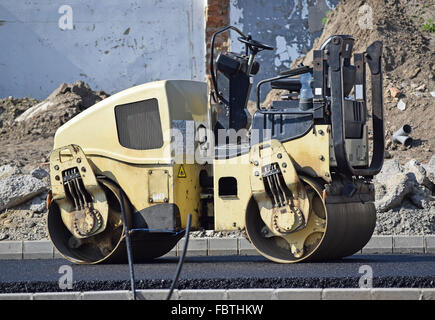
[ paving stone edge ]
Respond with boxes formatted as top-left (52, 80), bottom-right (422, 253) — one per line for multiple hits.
top-left (0, 236), bottom-right (433, 260)
top-left (0, 288), bottom-right (433, 300)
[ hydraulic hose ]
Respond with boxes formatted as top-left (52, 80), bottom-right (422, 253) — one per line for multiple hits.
top-left (166, 214), bottom-right (192, 300)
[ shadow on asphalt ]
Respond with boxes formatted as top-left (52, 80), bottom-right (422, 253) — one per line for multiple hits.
top-left (148, 253), bottom-right (435, 265)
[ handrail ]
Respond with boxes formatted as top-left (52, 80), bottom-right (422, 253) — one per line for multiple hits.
top-left (255, 65), bottom-right (312, 113)
top-left (209, 26), bottom-right (247, 103)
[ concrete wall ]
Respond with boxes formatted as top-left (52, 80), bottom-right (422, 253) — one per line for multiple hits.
top-left (0, 0), bottom-right (206, 99)
top-left (229, 0), bottom-right (339, 101)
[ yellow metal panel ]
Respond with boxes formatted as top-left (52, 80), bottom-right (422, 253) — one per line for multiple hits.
top-left (282, 125), bottom-right (331, 183)
top-left (88, 156), bottom-right (172, 211)
top-left (213, 153), bottom-right (252, 231)
top-left (88, 157), bottom-right (203, 229)
top-left (53, 80), bottom-right (207, 165)
top-left (166, 80), bottom-right (209, 122)
top-left (174, 164), bottom-right (204, 229)
top-left (148, 169), bottom-right (169, 203)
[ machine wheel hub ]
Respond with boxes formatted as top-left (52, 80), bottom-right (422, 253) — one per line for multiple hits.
top-left (272, 205), bottom-right (304, 234)
top-left (73, 207), bottom-right (103, 237)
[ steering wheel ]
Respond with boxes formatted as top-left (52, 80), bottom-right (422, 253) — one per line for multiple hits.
top-left (238, 36), bottom-right (274, 52)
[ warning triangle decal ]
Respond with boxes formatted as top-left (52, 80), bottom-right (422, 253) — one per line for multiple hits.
top-left (177, 165), bottom-right (187, 178)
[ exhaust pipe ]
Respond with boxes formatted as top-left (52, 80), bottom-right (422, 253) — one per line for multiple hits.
top-left (392, 124), bottom-right (412, 147)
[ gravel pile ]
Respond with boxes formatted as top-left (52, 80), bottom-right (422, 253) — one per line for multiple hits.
top-left (190, 229), bottom-right (246, 238)
top-left (373, 157), bottom-right (435, 235)
top-left (0, 165), bottom-right (49, 241)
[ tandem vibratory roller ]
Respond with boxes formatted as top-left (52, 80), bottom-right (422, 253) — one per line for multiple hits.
top-left (46, 26), bottom-right (385, 265)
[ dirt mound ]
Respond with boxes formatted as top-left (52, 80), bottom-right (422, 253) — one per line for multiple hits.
top-left (0, 81), bottom-right (108, 170)
top-left (263, 0), bottom-right (435, 164)
top-left (1, 81), bottom-right (108, 141)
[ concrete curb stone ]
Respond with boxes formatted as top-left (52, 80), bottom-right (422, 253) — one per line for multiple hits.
top-left (420, 288), bottom-right (435, 300)
top-left (0, 293), bottom-right (32, 300)
top-left (274, 288), bottom-right (322, 300)
top-left (178, 289), bottom-right (227, 300)
top-left (393, 236), bottom-right (424, 254)
top-left (322, 288), bottom-right (371, 300)
top-left (0, 236), bottom-right (433, 260)
top-left (361, 236), bottom-right (392, 254)
top-left (33, 292), bottom-right (81, 300)
top-left (136, 289), bottom-right (178, 300)
top-left (208, 238), bottom-right (238, 256)
top-left (177, 238), bottom-right (207, 256)
top-left (0, 288), bottom-right (433, 300)
top-left (424, 235), bottom-right (435, 253)
top-left (23, 240), bottom-right (54, 259)
top-left (81, 290), bottom-right (131, 300)
top-left (238, 237), bottom-right (260, 256)
top-left (0, 240), bottom-right (23, 260)
top-left (371, 288), bottom-right (422, 300)
top-left (227, 289), bottom-right (274, 300)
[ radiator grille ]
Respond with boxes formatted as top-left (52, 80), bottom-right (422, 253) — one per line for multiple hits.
top-left (115, 98), bottom-right (163, 150)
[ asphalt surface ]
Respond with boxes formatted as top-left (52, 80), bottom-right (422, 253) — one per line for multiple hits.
top-left (0, 254), bottom-right (434, 292)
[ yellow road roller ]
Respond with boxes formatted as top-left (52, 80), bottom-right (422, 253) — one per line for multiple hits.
top-left (46, 26), bottom-right (384, 264)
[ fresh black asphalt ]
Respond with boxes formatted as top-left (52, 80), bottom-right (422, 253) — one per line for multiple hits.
top-left (0, 254), bottom-right (434, 292)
